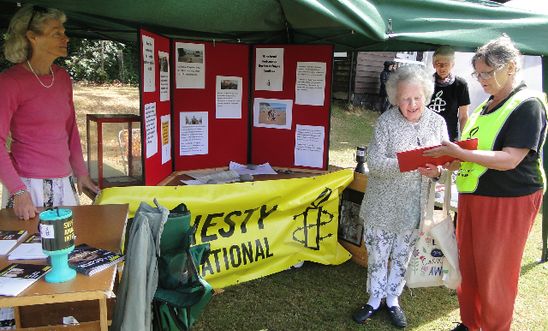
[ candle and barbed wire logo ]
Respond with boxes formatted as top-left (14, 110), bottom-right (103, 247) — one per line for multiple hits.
top-left (428, 90), bottom-right (446, 113)
top-left (292, 188), bottom-right (334, 250)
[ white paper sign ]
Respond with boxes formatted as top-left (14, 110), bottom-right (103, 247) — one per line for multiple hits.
top-left (180, 111), bottom-right (208, 156)
top-left (160, 115), bottom-right (171, 164)
top-left (39, 224), bottom-right (55, 239)
top-left (144, 102), bottom-right (158, 158)
top-left (142, 35), bottom-right (155, 92)
top-left (176, 42), bottom-right (205, 89)
top-left (255, 48), bottom-right (283, 91)
top-left (295, 62), bottom-right (326, 106)
top-left (159, 51), bottom-right (170, 101)
top-left (253, 98), bottom-right (292, 130)
top-left (294, 124), bottom-right (325, 168)
top-left (216, 76), bottom-right (242, 119)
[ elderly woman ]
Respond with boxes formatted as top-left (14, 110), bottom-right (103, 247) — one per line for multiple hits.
top-left (352, 65), bottom-right (449, 328)
top-left (0, 5), bottom-right (98, 221)
top-left (425, 36), bottom-right (547, 331)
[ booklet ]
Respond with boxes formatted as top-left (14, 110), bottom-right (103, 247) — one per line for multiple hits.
top-left (68, 244), bottom-right (124, 276)
top-left (0, 230), bottom-right (28, 255)
top-left (0, 263), bottom-right (51, 296)
top-left (396, 138), bottom-right (478, 172)
top-left (8, 234), bottom-right (47, 260)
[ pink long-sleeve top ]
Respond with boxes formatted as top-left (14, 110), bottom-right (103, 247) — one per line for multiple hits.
top-left (0, 63), bottom-right (88, 193)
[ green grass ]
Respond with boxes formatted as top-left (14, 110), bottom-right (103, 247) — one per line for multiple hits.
top-left (328, 100), bottom-right (379, 168)
top-left (194, 220), bottom-right (547, 331)
top-left (193, 104), bottom-right (548, 331)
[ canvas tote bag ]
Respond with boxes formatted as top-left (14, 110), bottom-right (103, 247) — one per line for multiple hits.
top-left (430, 181), bottom-right (461, 289)
top-left (406, 179), bottom-right (458, 288)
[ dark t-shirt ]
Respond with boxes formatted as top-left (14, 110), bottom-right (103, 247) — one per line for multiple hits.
top-left (428, 76), bottom-right (470, 141)
top-left (470, 85), bottom-right (547, 197)
top-left (379, 70), bottom-right (390, 97)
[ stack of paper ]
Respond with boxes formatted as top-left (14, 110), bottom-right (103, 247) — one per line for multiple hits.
top-left (0, 263), bottom-right (51, 296)
top-left (0, 230), bottom-right (28, 255)
top-left (229, 161), bottom-right (278, 175)
top-left (8, 234), bottom-right (47, 260)
top-left (183, 170), bottom-right (241, 185)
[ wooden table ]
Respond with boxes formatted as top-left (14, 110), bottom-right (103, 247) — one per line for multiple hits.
top-left (0, 204), bottom-right (128, 330)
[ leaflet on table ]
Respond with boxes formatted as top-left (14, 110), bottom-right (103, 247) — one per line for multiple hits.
top-left (8, 234), bottom-right (47, 260)
top-left (0, 263), bottom-right (51, 296)
top-left (229, 161), bottom-right (278, 175)
top-left (396, 138), bottom-right (478, 172)
top-left (68, 244), bottom-right (125, 276)
top-left (183, 170), bottom-right (241, 185)
top-left (0, 230), bottom-right (28, 255)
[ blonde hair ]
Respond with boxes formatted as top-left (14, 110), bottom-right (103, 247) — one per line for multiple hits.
top-left (3, 5), bottom-right (66, 63)
top-left (433, 45), bottom-right (455, 61)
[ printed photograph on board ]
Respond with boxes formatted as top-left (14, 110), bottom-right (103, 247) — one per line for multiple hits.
top-left (253, 98), bottom-right (292, 129)
top-left (177, 47), bottom-right (204, 64)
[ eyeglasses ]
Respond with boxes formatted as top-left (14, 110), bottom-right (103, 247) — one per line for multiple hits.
top-left (471, 65), bottom-right (505, 80)
top-left (27, 6), bottom-right (48, 32)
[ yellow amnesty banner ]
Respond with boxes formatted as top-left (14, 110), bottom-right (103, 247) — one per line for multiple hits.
top-left (96, 169), bottom-right (354, 288)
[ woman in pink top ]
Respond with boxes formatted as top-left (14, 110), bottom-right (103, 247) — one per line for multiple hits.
top-left (0, 5), bottom-right (99, 220)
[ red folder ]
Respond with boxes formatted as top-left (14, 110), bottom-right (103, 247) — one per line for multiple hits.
top-left (396, 138), bottom-right (478, 172)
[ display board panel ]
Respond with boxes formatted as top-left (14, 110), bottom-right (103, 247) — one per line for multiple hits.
top-left (251, 45), bottom-right (333, 170)
top-left (139, 34), bottom-right (333, 182)
top-left (139, 29), bottom-right (173, 185)
top-left (171, 40), bottom-right (249, 171)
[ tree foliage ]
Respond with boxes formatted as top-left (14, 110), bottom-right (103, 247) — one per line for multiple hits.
top-left (64, 38), bottom-right (138, 84)
top-left (0, 37), bottom-right (138, 84)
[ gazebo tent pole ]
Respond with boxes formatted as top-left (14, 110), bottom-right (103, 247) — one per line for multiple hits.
top-left (542, 55), bottom-right (548, 263)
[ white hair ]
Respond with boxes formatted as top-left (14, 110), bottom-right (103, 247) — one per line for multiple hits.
top-left (385, 65), bottom-right (434, 106)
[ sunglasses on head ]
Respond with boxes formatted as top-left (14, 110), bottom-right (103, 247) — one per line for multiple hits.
top-left (27, 5), bottom-right (48, 32)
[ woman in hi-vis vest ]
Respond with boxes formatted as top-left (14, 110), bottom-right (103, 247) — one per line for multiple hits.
top-left (425, 36), bottom-right (547, 331)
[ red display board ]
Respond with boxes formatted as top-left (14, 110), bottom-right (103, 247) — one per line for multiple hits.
top-left (139, 31), bottom-right (334, 184)
top-left (171, 40), bottom-right (249, 171)
top-left (251, 45), bottom-right (333, 170)
top-left (139, 29), bottom-right (173, 185)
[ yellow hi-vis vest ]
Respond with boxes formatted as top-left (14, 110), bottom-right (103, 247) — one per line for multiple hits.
top-left (456, 89), bottom-right (548, 193)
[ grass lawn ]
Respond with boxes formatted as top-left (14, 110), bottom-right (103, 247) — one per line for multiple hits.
top-left (193, 213), bottom-right (547, 331)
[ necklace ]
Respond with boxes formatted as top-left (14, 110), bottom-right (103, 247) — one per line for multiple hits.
top-left (26, 60), bottom-right (55, 88)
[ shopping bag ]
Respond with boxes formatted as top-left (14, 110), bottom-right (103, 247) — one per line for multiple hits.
top-left (430, 182), bottom-right (461, 289)
top-left (406, 181), bottom-right (449, 288)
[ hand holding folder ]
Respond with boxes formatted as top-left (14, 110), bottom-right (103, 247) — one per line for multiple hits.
top-left (396, 138), bottom-right (478, 172)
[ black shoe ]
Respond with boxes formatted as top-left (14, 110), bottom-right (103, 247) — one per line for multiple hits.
top-left (352, 304), bottom-right (381, 324)
top-left (387, 306), bottom-right (407, 328)
top-left (451, 322), bottom-right (469, 331)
